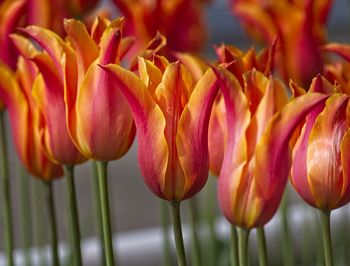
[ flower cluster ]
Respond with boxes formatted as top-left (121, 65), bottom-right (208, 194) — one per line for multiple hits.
top-left (0, 0), bottom-right (350, 266)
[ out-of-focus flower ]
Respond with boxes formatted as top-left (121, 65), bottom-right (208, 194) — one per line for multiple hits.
top-left (322, 43), bottom-right (350, 94)
top-left (112, 0), bottom-right (208, 53)
top-left (291, 76), bottom-right (350, 210)
top-left (215, 66), bottom-right (327, 228)
top-left (101, 56), bottom-right (220, 201)
top-left (0, 59), bottom-right (63, 179)
top-left (0, 0), bottom-right (100, 68)
top-left (230, 0), bottom-right (332, 86)
top-left (19, 17), bottom-right (135, 162)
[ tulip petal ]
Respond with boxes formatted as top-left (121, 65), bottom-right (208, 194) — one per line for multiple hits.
top-left (176, 68), bottom-right (220, 199)
top-left (213, 66), bottom-right (251, 222)
top-left (99, 63), bottom-right (168, 198)
top-left (338, 129), bottom-right (350, 207)
top-left (0, 63), bottom-right (29, 166)
top-left (254, 93), bottom-right (329, 200)
top-left (307, 94), bottom-right (349, 210)
top-left (64, 18), bottom-right (99, 82)
top-left (138, 57), bottom-right (163, 97)
top-left (291, 100), bottom-right (325, 206)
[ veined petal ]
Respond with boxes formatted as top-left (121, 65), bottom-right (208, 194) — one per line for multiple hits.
top-left (214, 66), bottom-right (251, 222)
top-left (100, 63), bottom-right (168, 198)
top-left (72, 63), bottom-right (135, 161)
top-left (291, 99), bottom-right (325, 206)
top-left (307, 94), bottom-right (349, 210)
top-left (176, 68), bottom-right (219, 200)
top-left (254, 93), bottom-right (329, 200)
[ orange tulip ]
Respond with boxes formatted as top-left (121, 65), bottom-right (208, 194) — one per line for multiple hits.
top-left (0, 58), bottom-right (62, 179)
top-left (101, 55), bottom-right (220, 201)
top-left (291, 76), bottom-right (350, 210)
top-left (19, 18), bottom-right (135, 162)
top-left (230, 0), bottom-right (332, 86)
top-left (215, 66), bottom-right (327, 228)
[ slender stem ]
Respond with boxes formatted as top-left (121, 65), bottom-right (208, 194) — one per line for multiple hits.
top-left (64, 165), bottom-right (82, 266)
top-left (96, 161), bottom-right (115, 266)
top-left (170, 201), bottom-right (187, 266)
top-left (229, 225), bottom-right (238, 266)
top-left (44, 180), bottom-right (60, 266)
top-left (19, 166), bottom-right (32, 266)
top-left (257, 227), bottom-right (268, 266)
top-left (238, 228), bottom-right (250, 266)
top-left (319, 210), bottom-right (333, 266)
top-left (0, 111), bottom-right (14, 266)
top-left (91, 161), bottom-right (105, 265)
top-left (188, 198), bottom-right (201, 266)
top-left (280, 189), bottom-right (294, 266)
top-left (32, 178), bottom-right (47, 266)
top-left (160, 200), bottom-right (173, 266)
top-left (205, 178), bottom-right (218, 265)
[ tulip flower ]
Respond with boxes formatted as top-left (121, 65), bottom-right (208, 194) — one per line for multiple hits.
top-left (112, 0), bottom-right (208, 53)
top-left (290, 76), bottom-right (350, 266)
top-left (18, 17), bottom-right (135, 266)
top-left (230, 0), bottom-right (332, 86)
top-left (214, 66), bottom-right (328, 265)
top-left (101, 55), bottom-right (220, 265)
top-left (0, 57), bottom-right (63, 266)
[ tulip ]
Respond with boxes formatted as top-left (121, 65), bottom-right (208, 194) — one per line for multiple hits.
top-left (230, 0), bottom-right (332, 86)
top-left (101, 55), bottom-right (220, 266)
top-left (112, 0), bottom-right (208, 53)
top-left (18, 17), bottom-right (135, 266)
top-left (214, 66), bottom-right (328, 265)
top-left (0, 58), bottom-right (63, 266)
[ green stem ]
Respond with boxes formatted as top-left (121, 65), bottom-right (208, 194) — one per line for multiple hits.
top-left (64, 165), bottom-right (82, 266)
top-left (238, 228), bottom-right (250, 266)
top-left (205, 178), bottom-right (218, 266)
top-left (19, 166), bottom-right (32, 266)
top-left (188, 198), bottom-right (201, 266)
top-left (229, 225), bottom-right (238, 266)
top-left (170, 201), bottom-right (187, 266)
top-left (0, 111), bottom-right (14, 266)
top-left (44, 180), bottom-right (60, 266)
top-left (96, 161), bottom-right (115, 266)
top-left (32, 178), bottom-right (47, 266)
top-left (281, 190), bottom-right (294, 266)
top-left (160, 200), bottom-right (173, 266)
top-left (257, 227), bottom-right (268, 266)
top-left (319, 210), bottom-right (333, 266)
top-left (91, 161), bottom-right (105, 266)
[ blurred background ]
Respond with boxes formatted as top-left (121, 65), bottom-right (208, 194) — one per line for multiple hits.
top-left (1, 0), bottom-right (350, 265)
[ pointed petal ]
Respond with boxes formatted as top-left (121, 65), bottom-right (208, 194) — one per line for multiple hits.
top-left (100, 63), bottom-right (168, 198)
top-left (177, 68), bottom-right (220, 199)
top-left (64, 18), bottom-right (99, 81)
